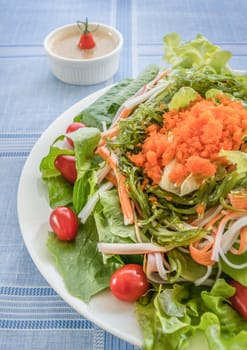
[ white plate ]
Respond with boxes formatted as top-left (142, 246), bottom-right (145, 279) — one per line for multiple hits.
top-left (17, 87), bottom-right (208, 349)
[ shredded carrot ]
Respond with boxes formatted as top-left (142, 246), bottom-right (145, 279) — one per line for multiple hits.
top-left (129, 95), bottom-right (247, 185)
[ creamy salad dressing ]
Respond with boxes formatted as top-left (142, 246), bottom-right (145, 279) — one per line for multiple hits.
top-left (50, 28), bottom-right (118, 59)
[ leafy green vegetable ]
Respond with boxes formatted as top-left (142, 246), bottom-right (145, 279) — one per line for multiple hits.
top-left (219, 150), bottom-right (247, 174)
top-left (74, 64), bottom-right (159, 130)
top-left (94, 189), bottom-right (137, 243)
top-left (47, 216), bottom-right (121, 302)
top-left (73, 78), bottom-right (133, 128)
top-left (137, 279), bottom-right (247, 350)
top-left (167, 249), bottom-right (207, 283)
top-left (163, 33), bottom-right (231, 73)
top-left (69, 127), bottom-right (101, 213)
top-left (168, 86), bottom-right (198, 111)
top-left (40, 146), bottom-right (74, 179)
top-left (40, 146), bottom-right (74, 208)
top-left (150, 226), bottom-right (208, 250)
top-left (43, 176), bottom-right (73, 208)
top-left (220, 251), bottom-right (247, 286)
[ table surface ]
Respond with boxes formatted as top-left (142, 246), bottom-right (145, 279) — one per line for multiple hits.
top-left (0, 1), bottom-right (247, 349)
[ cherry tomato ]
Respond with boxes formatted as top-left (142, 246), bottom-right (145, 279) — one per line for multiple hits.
top-left (66, 122), bottom-right (86, 147)
top-left (49, 206), bottom-right (78, 241)
top-left (230, 280), bottom-right (247, 320)
top-left (77, 18), bottom-right (96, 50)
top-left (54, 155), bottom-right (77, 184)
top-left (110, 264), bottom-right (150, 302)
top-left (78, 31), bottom-right (96, 49)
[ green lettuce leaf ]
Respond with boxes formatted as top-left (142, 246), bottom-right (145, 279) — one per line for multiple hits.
top-left (74, 65), bottom-right (159, 130)
top-left (137, 279), bottom-right (247, 350)
top-left (163, 33), bottom-right (231, 73)
top-left (219, 150), bottom-right (247, 174)
top-left (43, 176), bottom-right (73, 208)
top-left (167, 249), bottom-right (207, 283)
top-left (94, 189), bottom-right (137, 243)
top-left (47, 216), bottom-right (120, 303)
top-left (40, 146), bottom-right (74, 208)
top-left (68, 127), bottom-right (101, 213)
top-left (168, 86), bottom-right (198, 111)
top-left (220, 251), bottom-right (247, 287)
top-left (40, 146), bottom-right (74, 179)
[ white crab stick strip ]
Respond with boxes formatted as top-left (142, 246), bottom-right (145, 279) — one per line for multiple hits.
top-left (97, 242), bottom-right (168, 255)
top-left (79, 181), bottom-right (113, 224)
top-left (110, 82), bottom-right (168, 127)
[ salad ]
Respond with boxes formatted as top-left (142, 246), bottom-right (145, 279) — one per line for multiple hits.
top-left (40, 33), bottom-right (247, 350)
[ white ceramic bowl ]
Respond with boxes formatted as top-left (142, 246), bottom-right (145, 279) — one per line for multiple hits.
top-left (44, 23), bottom-right (123, 85)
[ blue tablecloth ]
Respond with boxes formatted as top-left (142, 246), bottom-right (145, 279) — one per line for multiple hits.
top-left (0, 0), bottom-right (246, 349)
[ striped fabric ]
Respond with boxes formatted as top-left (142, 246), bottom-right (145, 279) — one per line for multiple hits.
top-left (1, 0), bottom-right (246, 349)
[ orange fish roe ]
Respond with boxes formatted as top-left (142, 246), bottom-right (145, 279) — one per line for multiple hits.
top-left (128, 95), bottom-right (247, 185)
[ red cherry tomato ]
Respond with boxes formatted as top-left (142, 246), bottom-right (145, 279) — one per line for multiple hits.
top-left (110, 264), bottom-right (150, 302)
top-left (49, 206), bottom-right (78, 241)
top-left (230, 280), bottom-right (247, 320)
top-left (54, 155), bottom-right (77, 184)
top-left (78, 31), bottom-right (96, 49)
top-left (66, 122), bottom-right (86, 147)
top-left (77, 18), bottom-right (96, 50)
